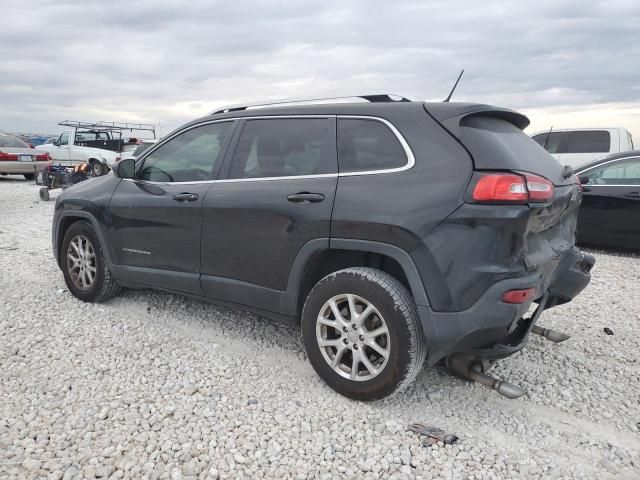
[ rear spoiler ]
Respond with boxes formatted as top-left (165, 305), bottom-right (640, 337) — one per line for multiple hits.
top-left (424, 103), bottom-right (530, 138)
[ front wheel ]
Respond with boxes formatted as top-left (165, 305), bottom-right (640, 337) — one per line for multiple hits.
top-left (91, 161), bottom-right (105, 177)
top-left (61, 221), bottom-right (121, 302)
top-left (301, 267), bottom-right (426, 400)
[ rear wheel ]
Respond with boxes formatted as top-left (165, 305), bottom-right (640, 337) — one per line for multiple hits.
top-left (24, 173), bottom-right (34, 180)
top-left (301, 267), bottom-right (426, 400)
top-left (61, 221), bottom-right (121, 302)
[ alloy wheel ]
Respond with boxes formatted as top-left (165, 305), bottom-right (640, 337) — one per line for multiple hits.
top-left (66, 234), bottom-right (97, 290)
top-left (316, 293), bottom-right (390, 381)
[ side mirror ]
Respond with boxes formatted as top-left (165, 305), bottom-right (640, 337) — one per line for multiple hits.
top-left (113, 158), bottom-right (136, 179)
top-left (578, 175), bottom-right (590, 185)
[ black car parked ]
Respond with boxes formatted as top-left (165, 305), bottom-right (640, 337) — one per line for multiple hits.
top-left (576, 151), bottom-right (640, 250)
top-left (52, 95), bottom-right (594, 400)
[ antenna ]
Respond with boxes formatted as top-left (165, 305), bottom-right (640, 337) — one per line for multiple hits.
top-left (543, 126), bottom-right (554, 151)
top-left (443, 69), bottom-right (464, 102)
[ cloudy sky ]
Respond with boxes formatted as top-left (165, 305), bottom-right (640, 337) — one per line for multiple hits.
top-left (1, 0), bottom-right (639, 139)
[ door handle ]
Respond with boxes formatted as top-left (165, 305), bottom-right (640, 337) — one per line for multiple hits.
top-left (286, 192), bottom-right (325, 203)
top-left (172, 192), bottom-right (199, 202)
top-left (624, 192), bottom-right (640, 198)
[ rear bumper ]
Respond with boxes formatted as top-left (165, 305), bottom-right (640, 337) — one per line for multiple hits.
top-left (0, 161), bottom-right (47, 174)
top-left (419, 246), bottom-right (594, 364)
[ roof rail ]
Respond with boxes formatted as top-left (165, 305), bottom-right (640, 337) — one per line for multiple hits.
top-left (210, 94), bottom-right (415, 115)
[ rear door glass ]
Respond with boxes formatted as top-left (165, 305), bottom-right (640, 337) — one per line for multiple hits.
top-left (565, 131), bottom-right (610, 153)
top-left (227, 118), bottom-right (335, 179)
top-left (585, 158), bottom-right (640, 185)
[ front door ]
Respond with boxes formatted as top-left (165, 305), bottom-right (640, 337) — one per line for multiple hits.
top-left (200, 117), bottom-right (338, 313)
top-left (107, 121), bottom-right (235, 295)
top-left (51, 132), bottom-right (71, 165)
top-left (578, 156), bottom-right (640, 249)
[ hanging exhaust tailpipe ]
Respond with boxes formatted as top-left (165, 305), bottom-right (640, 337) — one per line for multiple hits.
top-left (446, 353), bottom-right (527, 399)
top-left (531, 325), bottom-right (570, 343)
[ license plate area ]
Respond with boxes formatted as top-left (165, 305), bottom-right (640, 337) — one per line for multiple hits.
top-left (20, 155), bottom-right (33, 162)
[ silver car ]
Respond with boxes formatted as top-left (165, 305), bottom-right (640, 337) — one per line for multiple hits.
top-left (0, 134), bottom-right (50, 180)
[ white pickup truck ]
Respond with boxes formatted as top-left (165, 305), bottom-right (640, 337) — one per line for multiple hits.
top-left (36, 121), bottom-right (156, 176)
top-left (530, 127), bottom-right (634, 169)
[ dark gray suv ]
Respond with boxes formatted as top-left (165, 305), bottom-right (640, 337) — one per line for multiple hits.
top-left (52, 95), bottom-right (594, 400)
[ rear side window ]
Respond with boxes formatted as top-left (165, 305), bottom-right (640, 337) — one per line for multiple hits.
top-left (140, 122), bottom-right (231, 182)
top-left (532, 132), bottom-right (566, 154)
top-left (227, 118), bottom-right (335, 179)
top-left (0, 136), bottom-right (29, 148)
top-left (584, 158), bottom-right (640, 185)
top-left (337, 118), bottom-right (407, 172)
top-left (565, 130), bottom-right (610, 153)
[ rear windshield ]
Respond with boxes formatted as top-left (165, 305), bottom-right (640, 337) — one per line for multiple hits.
top-left (459, 116), bottom-right (570, 185)
top-left (0, 136), bottom-right (29, 148)
top-left (565, 131), bottom-right (610, 153)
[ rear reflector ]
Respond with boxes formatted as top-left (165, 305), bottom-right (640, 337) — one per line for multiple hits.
top-left (502, 288), bottom-right (536, 304)
top-left (472, 172), bottom-right (554, 203)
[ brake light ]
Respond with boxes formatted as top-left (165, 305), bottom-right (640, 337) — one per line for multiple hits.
top-left (472, 172), bottom-right (554, 203)
top-left (36, 152), bottom-right (50, 161)
top-left (472, 174), bottom-right (528, 202)
top-left (502, 288), bottom-right (536, 304)
top-left (0, 151), bottom-right (19, 161)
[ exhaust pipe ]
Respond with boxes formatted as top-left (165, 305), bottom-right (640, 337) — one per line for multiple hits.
top-left (531, 325), bottom-right (570, 343)
top-left (447, 353), bottom-right (527, 399)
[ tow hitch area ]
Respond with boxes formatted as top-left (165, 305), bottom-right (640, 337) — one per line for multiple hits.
top-left (447, 353), bottom-right (527, 399)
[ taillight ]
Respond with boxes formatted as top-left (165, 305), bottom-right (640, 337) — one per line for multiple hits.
top-left (472, 174), bottom-right (528, 202)
top-left (36, 152), bottom-right (50, 161)
top-left (502, 288), bottom-right (536, 304)
top-left (471, 172), bottom-right (554, 203)
top-left (0, 151), bottom-right (19, 161)
top-left (525, 174), bottom-right (554, 201)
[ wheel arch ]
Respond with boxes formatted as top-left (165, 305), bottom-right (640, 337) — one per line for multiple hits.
top-left (284, 238), bottom-right (430, 319)
top-left (55, 212), bottom-right (113, 267)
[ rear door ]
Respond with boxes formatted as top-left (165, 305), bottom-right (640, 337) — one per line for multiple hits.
top-left (200, 116), bottom-right (338, 313)
top-left (578, 156), bottom-right (640, 249)
top-left (107, 121), bottom-right (235, 295)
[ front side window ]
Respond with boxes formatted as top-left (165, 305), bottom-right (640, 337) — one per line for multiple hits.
top-left (59, 133), bottom-right (69, 146)
top-left (139, 122), bottom-right (231, 182)
top-left (227, 118), bottom-right (334, 179)
top-left (337, 118), bottom-right (407, 172)
top-left (566, 130), bottom-right (610, 154)
top-left (584, 158), bottom-right (640, 185)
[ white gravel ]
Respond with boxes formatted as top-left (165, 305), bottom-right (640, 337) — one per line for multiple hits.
top-left (1, 177), bottom-right (639, 480)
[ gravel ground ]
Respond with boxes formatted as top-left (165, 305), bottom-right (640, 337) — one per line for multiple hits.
top-left (1, 177), bottom-right (639, 480)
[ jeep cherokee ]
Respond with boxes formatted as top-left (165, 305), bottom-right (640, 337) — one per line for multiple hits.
top-left (52, 95), bottom-right (594, 400)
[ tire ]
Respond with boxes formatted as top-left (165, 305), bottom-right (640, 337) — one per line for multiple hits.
top-left (91, 160), bottom-right (104, 177)
top-left (60, 221), bottom-right (121, 302)
top-left (301, 267), bottom-right (426, 400)
top-left (24, 173), bottom-right (35, 180)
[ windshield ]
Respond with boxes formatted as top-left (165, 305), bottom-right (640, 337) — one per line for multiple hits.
top-left (0, 135), bottom-right (29, 148)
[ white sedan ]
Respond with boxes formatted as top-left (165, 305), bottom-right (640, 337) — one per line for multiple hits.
top-left (0, 134), bottom-right (50, 180)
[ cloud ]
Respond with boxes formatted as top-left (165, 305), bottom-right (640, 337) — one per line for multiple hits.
top-left (1, 0), bottom-right (639, 138)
